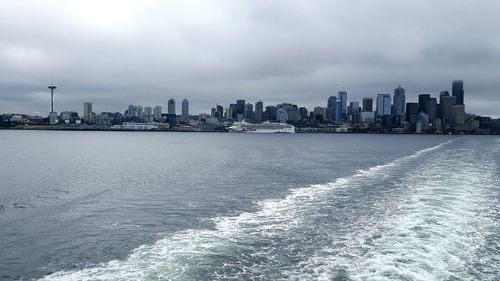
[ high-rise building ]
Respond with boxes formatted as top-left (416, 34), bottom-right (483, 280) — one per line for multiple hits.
top-left (451, 104), bottom-right (465, 125)
top-left (393, 85), bottom-right (405, 115)
top-left (236, 100), bottom-right (245, 117)
top-left (298, 107), bottom-right (308, 119)
top-left (406, 102), bottom-right (419, 123)
top-left (425, 98), bottom-right (437, 121)
top-left (338, 91), bottom-right (347, 119)
top-left (127, 104), bottom-right (137, 117)
top-left (255, 101), bottom-right (263, 122)
top-left (168, 98), bottom-right (176, 115)
top-left (265, 106), bottom-right (277, 121)
top-left (277, 108), bottom-right (288, 123)
top-left (181, 99), bottom-right (189, 118)
top-left (418, 94), bottom-right (431, 113)
top-left (144, 106), bottom-right (152, 122)
top-left (441, 96), bottom-right (457, 126)
top-left (452, 80), bottom-right (464, 105)
top-left (84, 102), bottom-right (93, 124)
top-left (153, 106), bottom-right (162, 121)
top-left (244, 103), bottom-right (254, 120)
top-left (136, 105), bottom-right (144, 119)
top-left (362, 98), bottom-right (373, 112)
top-left (327, 96), bottom-right (337, 121)
top-left (376, 94), bottom-right (391, 117)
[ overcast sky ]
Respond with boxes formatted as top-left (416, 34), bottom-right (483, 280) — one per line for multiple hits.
top-left (1, 0), bottom-right (499, 117)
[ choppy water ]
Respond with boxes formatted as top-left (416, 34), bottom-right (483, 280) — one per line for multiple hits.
top-left (0, 132), bottom-right (498, 281)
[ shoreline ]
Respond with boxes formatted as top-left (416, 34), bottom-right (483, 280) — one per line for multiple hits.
top-left (1, 127), bottom-right (497, 135)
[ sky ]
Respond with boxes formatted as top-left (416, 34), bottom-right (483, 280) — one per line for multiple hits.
top-left (1, 0), bottom-right (499, 117)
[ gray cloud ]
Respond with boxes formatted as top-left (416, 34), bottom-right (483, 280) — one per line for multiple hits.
top-left (0, 0), bottom-right (499, 117)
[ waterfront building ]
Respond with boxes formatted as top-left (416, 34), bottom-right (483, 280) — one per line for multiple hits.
top-left (236, 100), bottom-right (245, 118)
top-left (418, 94), bottom-right (431, 113)
top-left (298, 107), bottom-right (308, 120)
top-left (84, 102), bottom-right (93, 124)
top-left (327, 96), bottom-right (337, 121)
top-left (441, 95), bottom-right (457, 126)
top-left (182, 99), bottom-right (189, 118)
top-left (362, 98), bottom-right (373, 112)
top-left (451, 104), bottom-right (465, 126)
top-left (425, 98), bottom-right (437, 121)
top-left (393, 85), bottom-right (405, 116)
top-left (406, 102), bottom-right (418, 123)
top-left (127, 105), bottom-right (137, 117)
top-left (244, 103), bottom-right (254, 120)
top-left (452, 80), bottom-right (464, 105)
top-left (168, 98), bottom-right (176, 115)
top-left (277, 108), bottom-right (288, 123)
top-left (144, 106), bottom-right (152, 122)
top-left (266, 106), bottom-right (278, 121)
top-left (360, 111), bottom-right (375, 123)
top-left (153, 106), bottom-right (162, 121)
top-left (338, 91), bottom-right (347, 120)
top-left (136, 105), bottom-right (144, 119)
top-left (376, 94), bottom-right (391, 117)
top-left (313, 107), bottom-right (327, 121)
top-left (255, 101), bottom-right (263, 122)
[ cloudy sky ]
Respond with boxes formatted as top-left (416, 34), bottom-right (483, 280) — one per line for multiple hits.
top-left (1, 0), bottom-right (499, 117)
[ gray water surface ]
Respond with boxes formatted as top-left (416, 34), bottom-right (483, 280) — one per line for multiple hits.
top-left (0, 131), bottom-right (498, 280)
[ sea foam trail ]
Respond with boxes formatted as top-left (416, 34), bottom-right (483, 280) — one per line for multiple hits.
top-left (296, 140), bottom-right (500, 281)
top-left (38, 139), bottom-right (456, 281)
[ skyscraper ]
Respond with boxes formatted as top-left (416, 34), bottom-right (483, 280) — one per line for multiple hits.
top-left (338, 91), bottom-right (347, 120)
top-left (452, 80), bottom-right (464, 105)
top-left (84, 102), bottom-right (92, 124)
top-left (362, 98), bottom-right (373, 112)
top-left (168, 98), bottom-right (176, 115)
top-left (418, 94), bottom-right (431, 113)
top-left (144, 106), bottom-right (152, 122)
top-left (255, 101), bottom-right (263, 122)
top-left (244, 103), bottom-right (254, 120)
top-left (406, 102), bottom-right (418, 123)
top-left (182, 99), bottom-right (189, 117)
top-left (327, 96), bottom-right (337, 121)
top-left (153, 106), bottom-right (162, 121)
top-left (425, 98), bottom-right (437, 121)
top-left (376, 94), bottom-right (391, 117)
top-left (393, 85), bottom-right (405, 115)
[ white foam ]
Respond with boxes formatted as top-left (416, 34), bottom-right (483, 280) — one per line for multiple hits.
top-left (39, 140), bottom-right (456, 281)
top-left (295, 141), bottom-right (500, 281)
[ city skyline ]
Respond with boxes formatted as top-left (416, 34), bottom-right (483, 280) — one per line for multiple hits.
top-left (1, 1), bottom-right (500, 117)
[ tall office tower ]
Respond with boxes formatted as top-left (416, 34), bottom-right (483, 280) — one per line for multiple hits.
top-left (153, 106), bottom-right (162, 121)
top-left (181, 99), bottom-right (189, 118)
top-left (255, 101), bottom-right (263, 122)
top-left (393, 85), bottom-right (406, 115)
top-left (298, 107), bottom-right (308, 119)
top-left (376, 94), bottom-right (391, 117)
top-left (244, 103), bottom-right (254, 120)
top-left (452, 80), bottom-right (464, 105)
top-left (168, 98), bottom-right (176, 115)
top-left (349, 101), bottom-right (360, 113)
top-left (327, 96), bottom-right (337, 121)
top-left (441, 96), bottom-right (457, 125)
top-left (127, 105), bottom-right (137, 117)
top-left (83, 102), bottom-right (93, 124)
top-left (216, 105), bottom-right (224, 119)
top-left (144, 106), bottom-right (152, 122)
top-left (136, 105), bottom-right (144, 119)
top-left (327, 96), bottom-right (337, 108)
top-left (338, 91), bottom-right (347, 119)
top-left (425, 98), bottom-right (437, 121)
top-left (451, 104), bottom-right (465, 125)
top-left (362, 98), bottom-right (373, 112)
top-left (265, 105), bottom-right (278, 121)
top-left (418, 94), bottom-right (431, 113)
top-left (236, 100), bottom-right (245, 117)
top-left (406, 102), bottom-right (419, 122)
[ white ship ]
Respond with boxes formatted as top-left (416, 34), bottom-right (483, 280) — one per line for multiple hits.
top-left (228, 121), bottom-right (295, 133)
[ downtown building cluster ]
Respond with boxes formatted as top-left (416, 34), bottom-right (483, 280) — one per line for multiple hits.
top-left (1, 80), bottom-right (500, 134)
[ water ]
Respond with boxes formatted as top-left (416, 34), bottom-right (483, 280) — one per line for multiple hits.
top-left (0, 131), bottom-right (498, 280)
